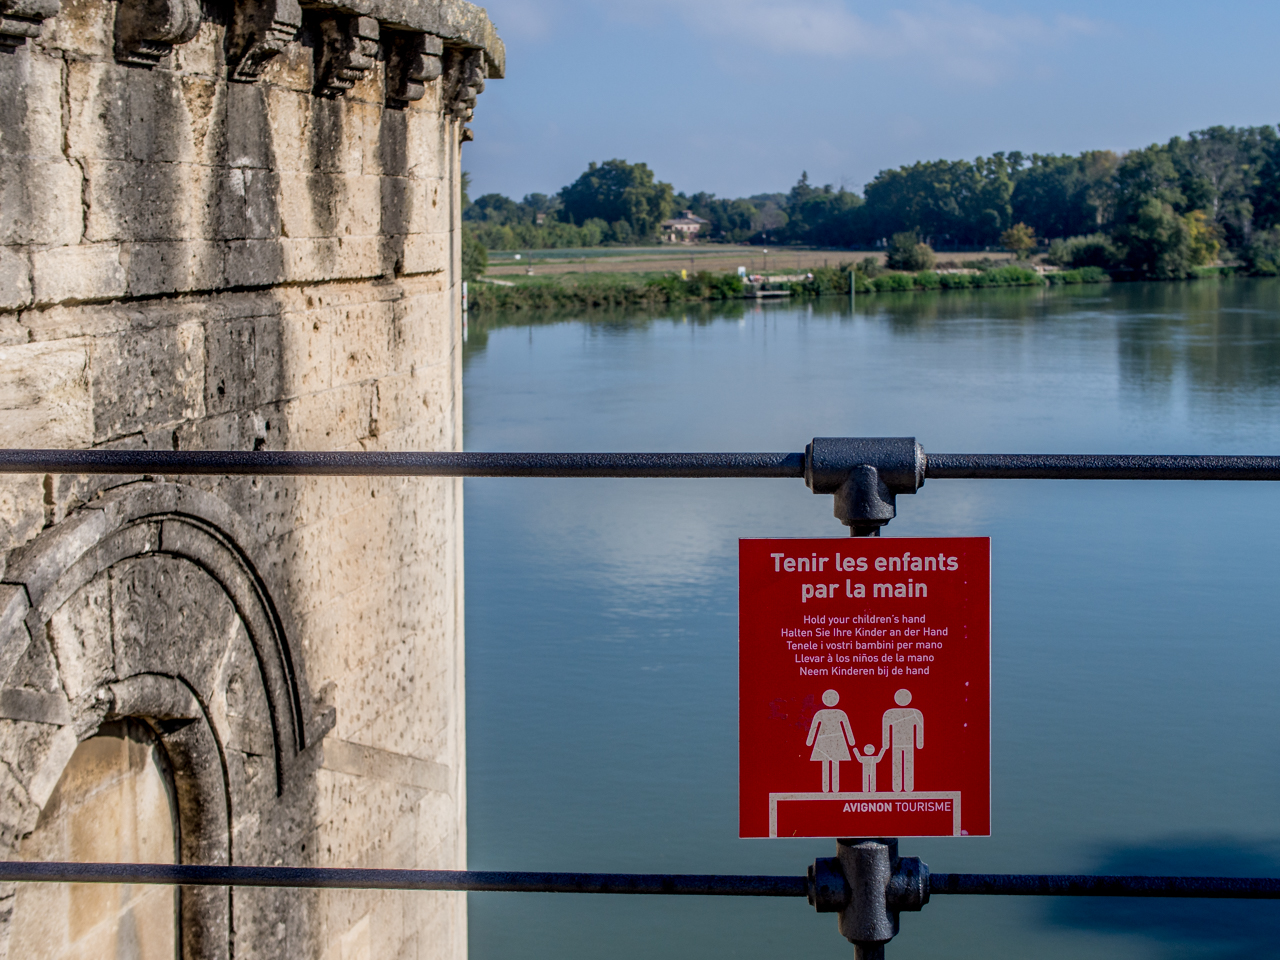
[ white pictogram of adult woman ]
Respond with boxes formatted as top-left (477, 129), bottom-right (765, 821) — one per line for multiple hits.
top-left (806, 689), bottom-right (855, 793)
top-left (882, 688), bottom-right (924, 792)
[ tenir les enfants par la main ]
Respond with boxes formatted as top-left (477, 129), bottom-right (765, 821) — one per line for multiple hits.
top-left (768, 549), bottom-right (962, 602)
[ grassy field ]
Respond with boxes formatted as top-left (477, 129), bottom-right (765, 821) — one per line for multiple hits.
top-left (484, 245), bottom-right (1020, 278)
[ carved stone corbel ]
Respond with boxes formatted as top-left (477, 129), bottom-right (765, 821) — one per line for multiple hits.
top-left (317, 15), bottom-right (378, 97)
top-left (228, 0), bottom-right (301, 82)
top-left (0, 0), bottom-right (59, 49)
top-left (113, 0), bottom-right (202, 66)
top-left (386, 30), bottom-right (442, 105)
top-left (442, 46), bottom-right (485, 140)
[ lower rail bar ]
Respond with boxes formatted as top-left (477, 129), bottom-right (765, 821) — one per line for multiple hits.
top-left (6, 863), bottom-right (1280, 899)
top-left (0, 862), bottom-right (807, 896)
top-left (930, 873), bottom-right (1280, 898)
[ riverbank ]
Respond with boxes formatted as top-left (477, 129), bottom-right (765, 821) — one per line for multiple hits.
top-left (467, 264), bottom-right (1116, 312)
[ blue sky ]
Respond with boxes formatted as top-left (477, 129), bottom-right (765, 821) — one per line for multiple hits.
top-left (462, 0), bottom-right (1280, 201)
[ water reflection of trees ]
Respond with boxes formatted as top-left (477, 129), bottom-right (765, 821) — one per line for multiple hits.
top-left (1052, 838), bottom-right (1280, 960)
top-left (1112, 281), bottom-right (1280, 397)
top-left (466, 280), bottom-right (1280, 398)
top-left (462, 300), bottom-right (746, 361)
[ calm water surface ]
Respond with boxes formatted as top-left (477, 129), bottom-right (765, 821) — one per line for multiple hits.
top-left (463, 280), bottom-right (1280, 960)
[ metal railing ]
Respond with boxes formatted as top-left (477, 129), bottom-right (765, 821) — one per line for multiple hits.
top-left (4, 436), bottom-right (1279, 957)
top-left (4, 861), bottom-right (1280, 899)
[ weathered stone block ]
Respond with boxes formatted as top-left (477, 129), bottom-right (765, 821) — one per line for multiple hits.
top-left (215, 165), bottom-right (283, 240)
top-left (204, 314), bottom-right (284, 415)
top-left (275, 304), bottom-right (333, 397)
top-left (40, 0), bottom-right (114, 58)
top-left (220, 81), bottom-right (276, 170)
top-left (222, 239), bottom-right (286, 287)
top-left (0, 339), bottom-right (93, 446)
top-left (301, 96), bottom-right (365, 176)
top-left (262, 86), bottom-right (311, 174)
top-left (170, 18), bottom-right (222, 75)
top-left (399, 233), bottom-right (447, 277)
top-left (124, 239), bottom-right (223, 297)
top-left (66, 61), bottom-right (215, 165)
top-left (0, 54), bottom-right (64, 160)
top-left (280, 237), bottom-right (381, 282)
top-left (279, 173), bottom-right (370, 240)
top-left (44, 573), bottom-right (113, 702)
top-left (0, 477), bottom-right (45, 562)
top-left (90, 320), bottom-right (205, 440)
top-left (0, 247), bottom-right (32, 311)
top-left (31, 244), bottom-right (127, 304)
top-left (83, 160), bottom-right (218, 243)
top-left (0, 158), bottom-right (84, 247)
top-left (404, 108), bottom-right (445, 180)
top-left (330, 300), bottom-right (394, 386)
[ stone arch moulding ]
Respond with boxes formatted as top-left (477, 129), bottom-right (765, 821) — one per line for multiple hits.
top-left (0, 478), bottom-right (335, 850)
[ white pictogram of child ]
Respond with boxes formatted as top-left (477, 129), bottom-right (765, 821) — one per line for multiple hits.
top-left (855, 743), bottom-right (887, 792)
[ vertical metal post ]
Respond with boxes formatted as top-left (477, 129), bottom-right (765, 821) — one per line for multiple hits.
top-left (808, 838), bottom-right (930, 956)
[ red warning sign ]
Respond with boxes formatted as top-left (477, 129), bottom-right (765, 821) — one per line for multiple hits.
top-left (739, 537), bottom-right (990, 838)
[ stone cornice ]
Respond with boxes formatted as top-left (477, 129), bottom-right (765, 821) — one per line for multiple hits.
top-left (304, 0), bottom-right (505, 77)
top-left (1, 0), bottom-right (504, 81)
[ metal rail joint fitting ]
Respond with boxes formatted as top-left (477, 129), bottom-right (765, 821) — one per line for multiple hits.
top-left (805, 438), bottom-right (926, 536)
top-left (808, 839), bottom-right (929, 959)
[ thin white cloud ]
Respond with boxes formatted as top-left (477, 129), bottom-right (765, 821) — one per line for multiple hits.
top-left (486, 0), bottom-right (562, 41)
top-left (620, 0), bottom-right (1099, 83)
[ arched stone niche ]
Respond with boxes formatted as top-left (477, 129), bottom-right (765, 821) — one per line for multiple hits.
top-left (0, 481), bottom-right (334, 960)
top-left (9, 719), bottom-right (179, 960)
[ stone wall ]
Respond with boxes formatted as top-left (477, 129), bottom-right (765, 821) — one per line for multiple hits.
top-left (0, 0), bottom-right (501, 955)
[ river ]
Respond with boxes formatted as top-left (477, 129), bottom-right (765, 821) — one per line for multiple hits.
top-left (462, 280), bottom-right (1280, 960)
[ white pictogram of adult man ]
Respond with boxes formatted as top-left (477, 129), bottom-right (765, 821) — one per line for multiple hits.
top-left (881, 688), bottom-right (924, 792)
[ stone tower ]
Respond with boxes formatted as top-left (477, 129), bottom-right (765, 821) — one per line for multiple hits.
top-left (0, 0), bottom-right (501, 955)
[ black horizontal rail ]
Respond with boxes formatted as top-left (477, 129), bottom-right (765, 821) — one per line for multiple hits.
top-left (929, 873), bottom-right (1280, 898)
top-left (925, 454), bottom-right (1280, 481)
top-left (1, 449), bottom-right (1280, 480)
top-left (0, 862), bottom-right (807, 896)
top-left (0, 450), bottom-right (806, 478)
top-left (6, 863), bottom-right (1280, 899)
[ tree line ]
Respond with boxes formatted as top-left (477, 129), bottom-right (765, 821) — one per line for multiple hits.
top-left (463, 125), bottom-right (1280, 278)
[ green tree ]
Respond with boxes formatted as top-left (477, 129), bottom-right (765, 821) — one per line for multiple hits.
top-left (1170, 126), bottom-right (1275, 249)
top-left (1010, 151), bottom-right (1119, 238)
top-left (465, 193), bottom-right (523, 225)
top-left (1241, 226), bottom-right (1280, 274)
top-left (775, 173), bottom-right (865, 246)
top-left (558, 159), bottom-right (675, 241)
top-left (1113, 197), bottom-right (1198, 278)
top-left (461, 224), bottom-right (487, 281)
top-left (886, 230), bottom-right (936, 271)
top-left (863, 155), bottom-right (1014, 247)
top-left (1000, 222), bottom-right (1036, 258)
top-left (1248, 128), bottom-right (1280, 233)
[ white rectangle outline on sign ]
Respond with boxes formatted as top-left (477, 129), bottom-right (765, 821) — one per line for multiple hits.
top-left (767, 791), bottom-right (962, 837)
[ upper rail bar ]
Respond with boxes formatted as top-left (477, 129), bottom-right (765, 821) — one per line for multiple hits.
top-left (925, 453), bottom-right (1280, 481)
top-left (5, 863), bottom-right (1280, 899)
top-left (1, 449), bottom-right (1280, 481)
top-left (0, 450), bottom-right (807, 478)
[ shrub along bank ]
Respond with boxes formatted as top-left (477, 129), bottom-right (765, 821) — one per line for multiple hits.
top-left (468, 271), bottom-right (744, 312)
top-left (468, 265), bottom-right (1114, 312)
top-left (787, 263), bottom-right (1105, 296)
